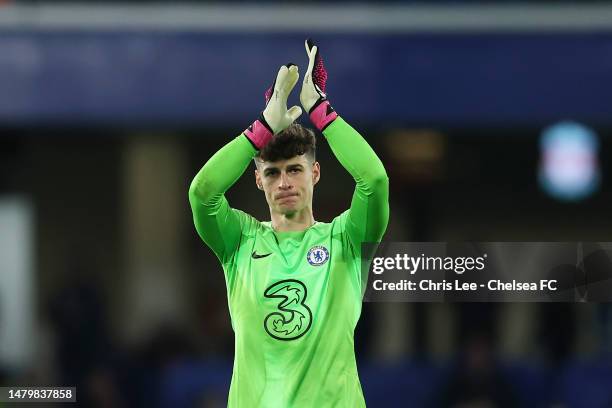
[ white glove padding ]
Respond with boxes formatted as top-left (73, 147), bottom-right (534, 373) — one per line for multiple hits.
top-left (263, 64), bottom-right (303, 134)
top-left (300, 41), bottom-right (324, 113)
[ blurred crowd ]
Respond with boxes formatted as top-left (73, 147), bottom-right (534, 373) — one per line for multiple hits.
top-left (1, 127), bottom-right (612, 407)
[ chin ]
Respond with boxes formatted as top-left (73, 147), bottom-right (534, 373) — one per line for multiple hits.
top-left (280, 206), bottom-right (297, 215)
top-left (278, 204), bottom-right (299, 215)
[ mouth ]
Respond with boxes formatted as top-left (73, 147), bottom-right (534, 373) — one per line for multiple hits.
top-left (275, 192), bottom-right (298, 201)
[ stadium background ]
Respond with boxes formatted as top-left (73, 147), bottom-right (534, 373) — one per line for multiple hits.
top-left (1, 1), bottom-right (612, 407)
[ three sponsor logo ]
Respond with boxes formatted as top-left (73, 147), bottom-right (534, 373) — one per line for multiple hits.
top-left (258, 245), bottom-right (329, 340)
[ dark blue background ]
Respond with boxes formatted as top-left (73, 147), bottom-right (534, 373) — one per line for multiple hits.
top-left (1, 31), bottom-right (611, 126)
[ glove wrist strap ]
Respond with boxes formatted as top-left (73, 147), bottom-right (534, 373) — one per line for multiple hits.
top-left (309, 99), bottom-right (338, 132)
top-left (244, 115), bottom-right (274, 150)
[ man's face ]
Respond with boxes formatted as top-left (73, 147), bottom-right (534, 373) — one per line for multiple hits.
top-left (255, 155), bottom-right (320, 216)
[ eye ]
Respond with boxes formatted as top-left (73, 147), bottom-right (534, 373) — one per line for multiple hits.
top-left (265, 169), bottom-right (279, 177)
top-left (289, 168), bottom-right (301, 174)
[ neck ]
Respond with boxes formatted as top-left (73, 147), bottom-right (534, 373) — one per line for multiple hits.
top-left (270, 207), bottom-right (315, 232)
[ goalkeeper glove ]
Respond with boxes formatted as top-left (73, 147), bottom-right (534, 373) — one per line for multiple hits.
top-left (244, 64), bottom-right (302, 150)
top-left (300, 39), bottom-right (338, 131)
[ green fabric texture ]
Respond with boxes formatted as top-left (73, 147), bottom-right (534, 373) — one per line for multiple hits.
top-left (189, 117), bottom-right (389, 407)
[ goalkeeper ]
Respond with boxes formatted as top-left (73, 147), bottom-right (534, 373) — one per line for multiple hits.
top-left (189, 40), bottom-right (389, 407)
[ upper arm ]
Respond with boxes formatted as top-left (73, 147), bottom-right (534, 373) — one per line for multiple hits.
top-left (189, 186), bottom-right (243, 264)
top-left (344, 173), bottom-right (389, 249)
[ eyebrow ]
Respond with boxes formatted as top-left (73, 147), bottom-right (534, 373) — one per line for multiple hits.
top-left (262, 163), bottom-right (304, 175)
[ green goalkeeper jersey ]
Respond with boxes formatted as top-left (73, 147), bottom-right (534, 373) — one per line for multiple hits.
top-left (189, 117), bottom-right (389, 407)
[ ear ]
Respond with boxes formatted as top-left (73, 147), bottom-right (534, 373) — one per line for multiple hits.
top-left (255, 169), bottom-right (263, 190)
top-left (312, 161), bottom-right (321, 186)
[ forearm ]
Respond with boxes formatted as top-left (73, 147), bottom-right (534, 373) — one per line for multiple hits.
top-left (323, 117), bottom-right (388, 192)
top-left (189, 134), bottom-right (257, 206)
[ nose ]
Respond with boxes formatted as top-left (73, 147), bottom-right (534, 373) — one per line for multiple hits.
top-left (279, 171), bottom-right (292, 190)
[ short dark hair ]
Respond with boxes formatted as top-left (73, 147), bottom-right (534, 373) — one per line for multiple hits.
top-left (258, 123), bottom-right (316, 163)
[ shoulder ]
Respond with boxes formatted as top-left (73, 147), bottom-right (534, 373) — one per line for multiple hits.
top-left (331, 210), bottom-right (351, 231)
top-left (311, 212), bottom-right (350, 236)
top-left (230, 209), bottom-right (270, 237)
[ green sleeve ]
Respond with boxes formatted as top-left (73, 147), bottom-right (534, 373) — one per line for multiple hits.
top-left (188, 134), bottom-right (257, 263)
top-left (323, 117), bottom-right (389, 247)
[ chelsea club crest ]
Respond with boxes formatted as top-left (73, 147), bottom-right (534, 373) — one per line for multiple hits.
top-left (307, 245), bottom-right (329, 266)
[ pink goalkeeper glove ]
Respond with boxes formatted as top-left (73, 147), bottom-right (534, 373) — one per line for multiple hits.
top-left (300, 39), bottom-right (338, 131)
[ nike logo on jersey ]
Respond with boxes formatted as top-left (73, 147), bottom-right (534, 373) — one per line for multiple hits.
top-left (252, 251), bottom-right (272, 259)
